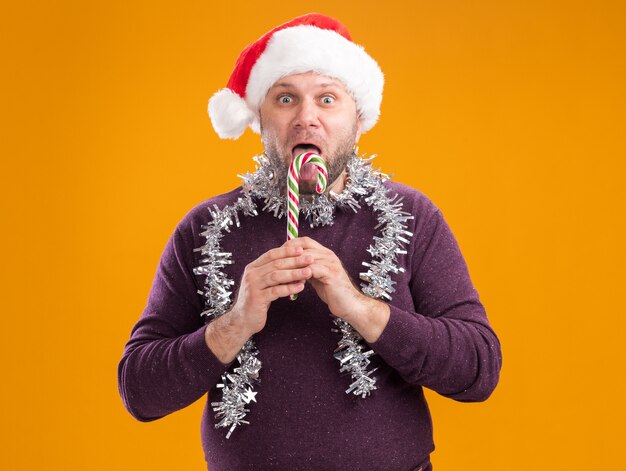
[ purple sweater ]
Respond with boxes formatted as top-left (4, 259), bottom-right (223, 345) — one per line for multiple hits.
top-left (118, 180), bottom-right (501, 470)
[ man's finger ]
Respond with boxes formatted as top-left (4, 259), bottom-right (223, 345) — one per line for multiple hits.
top-left (263, 281), bottom-right (306, 302)
top-left (249, 245), bottom-right (304, 268)
top-left (284, 236), bottom-right (325, 250)
top-left (253, 253), bottom-right (314, 281)
top-left (308, 262), bottom-right (336, 283)
top-left (257, 266), bottom-right (312, 290)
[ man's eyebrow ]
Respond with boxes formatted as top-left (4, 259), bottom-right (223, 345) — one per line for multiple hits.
top-left (271, 82), bottom-right (295, 89)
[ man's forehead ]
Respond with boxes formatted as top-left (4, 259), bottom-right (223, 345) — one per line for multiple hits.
top-left (268, 74), bottom-right (348, 92)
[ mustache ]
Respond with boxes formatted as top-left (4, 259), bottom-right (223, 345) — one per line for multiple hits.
top-left (287, 131), bottom-right (324, 144)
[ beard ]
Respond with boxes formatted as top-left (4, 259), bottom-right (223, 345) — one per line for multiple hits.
top-left (261, 123), bottom-right (358, 195)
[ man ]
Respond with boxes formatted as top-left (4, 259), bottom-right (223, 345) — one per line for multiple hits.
top-left (118, 13), bottom-right (502, 471)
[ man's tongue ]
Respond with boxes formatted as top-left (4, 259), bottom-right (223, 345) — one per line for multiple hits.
top-left (292, 145), bottom-right (321, 181)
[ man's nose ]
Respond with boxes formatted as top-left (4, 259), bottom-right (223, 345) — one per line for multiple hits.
top-left (292, 98), bottom-right (320, 129)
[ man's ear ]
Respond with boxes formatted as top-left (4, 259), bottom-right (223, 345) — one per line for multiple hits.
top-left (355, 114), bottom-right (363, 143)
top-left (252, 109), bottom-right (263, 135)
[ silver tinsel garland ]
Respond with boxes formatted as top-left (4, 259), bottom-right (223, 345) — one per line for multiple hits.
top-left (193, 151), bottom-right (413, 437)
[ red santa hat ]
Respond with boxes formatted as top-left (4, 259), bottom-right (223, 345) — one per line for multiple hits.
top-left (208, 13), bottom-right (384, 139)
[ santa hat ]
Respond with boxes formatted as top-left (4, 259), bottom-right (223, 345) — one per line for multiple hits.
top-left (208, 13), bottom-right (384, 139)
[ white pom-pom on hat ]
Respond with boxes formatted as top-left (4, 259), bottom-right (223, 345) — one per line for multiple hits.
top-left (208, 88), bottom-right (256, 139)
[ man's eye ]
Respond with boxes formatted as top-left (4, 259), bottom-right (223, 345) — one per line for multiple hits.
top-left (279, 96), bottom-right (293, 104)
top-left (322, 96), bottom-right (335, 104)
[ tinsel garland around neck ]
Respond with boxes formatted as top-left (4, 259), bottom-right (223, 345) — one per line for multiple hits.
top-left (193, 152), bottom-right (414, 438)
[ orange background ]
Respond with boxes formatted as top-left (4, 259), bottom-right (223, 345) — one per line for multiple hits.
top-left (2, 1), bottom-right (625, 469)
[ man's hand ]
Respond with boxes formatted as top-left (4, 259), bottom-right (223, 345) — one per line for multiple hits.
top-left (285, 237), bottom-right (390, 343)
top-left (205, 244), bottom-right (314, 364)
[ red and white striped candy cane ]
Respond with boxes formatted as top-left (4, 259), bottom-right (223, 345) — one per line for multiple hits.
top-left (287, 152), bottom-right (328, 300)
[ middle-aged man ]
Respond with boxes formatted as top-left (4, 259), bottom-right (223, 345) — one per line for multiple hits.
top-left (118, 13), bottom-right (502, 471)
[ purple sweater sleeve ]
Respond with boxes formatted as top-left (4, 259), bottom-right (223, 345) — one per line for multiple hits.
top-left (117, 222), bottom-right (231, 421)
top-left (369, 207), bottom-right (502, 402)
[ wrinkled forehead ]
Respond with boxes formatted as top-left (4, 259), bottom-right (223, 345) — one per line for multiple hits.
top-left (266, 72), bottom-right (354, 97)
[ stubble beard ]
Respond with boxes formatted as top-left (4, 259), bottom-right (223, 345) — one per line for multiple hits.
top-left (261, 124), bottom-right (358, 196)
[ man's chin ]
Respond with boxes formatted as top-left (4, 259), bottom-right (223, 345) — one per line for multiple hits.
top-left (299, 183), bottom-right (318, 196)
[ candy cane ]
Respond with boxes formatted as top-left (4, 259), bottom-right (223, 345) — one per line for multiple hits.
top-left (287, 152), bottom-right (328, 300)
